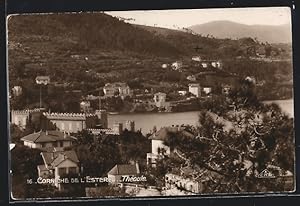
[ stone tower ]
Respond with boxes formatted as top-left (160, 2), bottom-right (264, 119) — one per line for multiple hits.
top-left (113, 122), bottom-right (123, 135)
top-left (95, 109), bottom-right (108, 129)
top-left (125, 120), bottom-right (135, 132)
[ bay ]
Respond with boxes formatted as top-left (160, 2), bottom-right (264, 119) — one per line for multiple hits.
top-left (108, 99), bottom-right (294, 134)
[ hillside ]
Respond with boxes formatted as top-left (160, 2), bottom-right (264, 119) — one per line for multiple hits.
top-left (8, 13), bottom-right (184, 58)
top-left (9, 13), bottom-right (279, 62)
top-left (8, 13), bottom-right (273, 87)
top-left (189, 20), bottom-right (292, 44)
top-left (7, 13), bottom-right (293, 109)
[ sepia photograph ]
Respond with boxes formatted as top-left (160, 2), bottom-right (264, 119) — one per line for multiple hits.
top-left (7, 7), bottom-right (294, 199)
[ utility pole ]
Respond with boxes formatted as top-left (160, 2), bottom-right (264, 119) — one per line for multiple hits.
top-left (39, 84), bottom-right (42, 108)
top-left (99, 90), bottom-right (101, 110)
top-left (35, 76), bottom-right (50, 109)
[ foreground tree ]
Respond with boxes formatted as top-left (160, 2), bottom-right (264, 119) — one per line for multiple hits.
top-left (161, 81), bottom-right (294, 193)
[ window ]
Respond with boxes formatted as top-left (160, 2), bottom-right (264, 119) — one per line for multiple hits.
top-left (58, 167), bottom-right (67, 176)
top-left (69, 167), bottom-right (77, 174)
top-left (23, 117), bottom-right (26, 126)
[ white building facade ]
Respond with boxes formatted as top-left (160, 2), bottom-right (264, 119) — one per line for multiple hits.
top-left (189, 84), bottom-right (201, 98)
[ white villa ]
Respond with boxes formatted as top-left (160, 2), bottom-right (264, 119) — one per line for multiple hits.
top-left (147, 126), bottom-right (194, 167)
top-left (38, 149), bottom-right (80, 189)
top-left (21, 130), bottom-right (76, 150)
top-left (103, 82), bottom-right (131, 99)
top-left (189, 83), bottom-right (201, 98)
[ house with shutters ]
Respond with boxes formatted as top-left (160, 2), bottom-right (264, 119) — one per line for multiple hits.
top-left (103, 82), bottom-right (132, 99)
top-left (146, 126), bottom-right (194, 167)
top-left (20, 130), bottom-right (76, 150)
top-left (43, 110), bottom-right (108, 133)
top-left (38, 149), bottom-right (80, 189)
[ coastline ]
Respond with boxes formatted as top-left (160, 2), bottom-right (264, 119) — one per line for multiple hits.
top-left (108, 98), bottom-right (294, 115)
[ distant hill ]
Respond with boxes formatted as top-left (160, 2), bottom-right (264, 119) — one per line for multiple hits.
top-left (9, 13), bottom-right (268, 62)
top-left (8, 13), bottom-right (184, 58)
top-left (7, 13), bottom-right (293, 104)
top-left (133, 24), bottom-right (184, 36)
top-left (133, 23), bottom-right (268, 59)
top-left (8, 13), bottom-right (290, 78)
top-left (188, 21), bottom-right (292, 44)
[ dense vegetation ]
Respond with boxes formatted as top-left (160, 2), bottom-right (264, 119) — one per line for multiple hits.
top-left (10, 125), bottom-right (150, 198)
top-left (72, 129), bottom-right (150, 177)
top-left (151, 82), bottom-right (294, 193)
top-left (9, 13), bottom-right (294, 197)
top-left (8, 13), bottom-right (293, 112)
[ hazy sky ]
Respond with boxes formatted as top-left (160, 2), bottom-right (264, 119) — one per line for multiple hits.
top-left (106, 7), bottom-right (291, 30)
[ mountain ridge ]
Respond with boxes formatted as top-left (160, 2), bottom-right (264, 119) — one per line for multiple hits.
top-left (188, 20), bottom-right (292, 43)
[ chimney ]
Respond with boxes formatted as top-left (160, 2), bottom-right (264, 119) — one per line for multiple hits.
top-left (45, 130), bottom-right (48, 135)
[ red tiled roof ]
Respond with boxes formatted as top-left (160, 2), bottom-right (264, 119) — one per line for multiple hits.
top-left (21, 130), bottom-right (76, 143)
top-left (41, 150), bottom-right (79, 168)
top-left (107, 164), bottom-right (139, 176)
top-left (149, 127), bottom-right (194, 141)
top-left (37, 164), bottom-right (48, 171)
